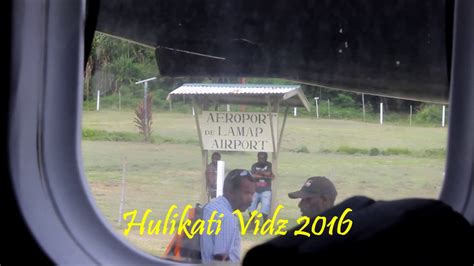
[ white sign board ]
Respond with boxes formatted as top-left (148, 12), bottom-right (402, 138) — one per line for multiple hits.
top-left (199, 111), bottom-right (278, 152)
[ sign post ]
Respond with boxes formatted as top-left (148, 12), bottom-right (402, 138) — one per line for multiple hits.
top-left (442, 105), bottom-right (446, 127)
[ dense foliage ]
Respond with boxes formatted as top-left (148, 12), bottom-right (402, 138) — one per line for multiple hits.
top-left (85, 33), bottom-right (448, 126)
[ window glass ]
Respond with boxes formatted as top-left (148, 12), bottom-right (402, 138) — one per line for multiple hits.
top-left (82, 32), bottom-right (447, 259)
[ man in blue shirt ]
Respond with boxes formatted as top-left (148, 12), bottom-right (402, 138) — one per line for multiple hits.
top-left (201, 169), bottom-right (256, 262)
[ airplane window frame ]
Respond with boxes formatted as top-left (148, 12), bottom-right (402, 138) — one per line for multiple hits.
top-left (440, 0), bottom-right (474, 222)
top-left (8, 0), bottom-right (474, 264)
top-left (10, 0), bottom-right (167, 264)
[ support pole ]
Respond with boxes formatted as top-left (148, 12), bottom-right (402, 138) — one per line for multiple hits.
top-left (278, 107), bottom-right (290, 153)
top-left (267, 100), bottom-right (277, 154)
top-left (410, 105), bottom-right (413, 125)
top-left (192, 97), bottom-right (207, 204)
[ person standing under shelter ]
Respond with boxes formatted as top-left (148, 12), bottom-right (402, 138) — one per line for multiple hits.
top-left (248, 152), bottom-right (274, 221)
top-left (288, 176), bottom-right (337, 217)
top-left (200, 169), bottom-right (256, 262)
top-left (205, 152), bottom-right (221, 199)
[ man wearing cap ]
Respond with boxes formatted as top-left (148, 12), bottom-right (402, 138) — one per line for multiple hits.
top-left (201, 169), bottom-right (256, 262)
top-left (288, 176), bottom-right (338, 217)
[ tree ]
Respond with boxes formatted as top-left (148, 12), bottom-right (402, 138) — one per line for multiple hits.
top-left (84, 32), bottom-right (157, 101)
top-left (134, 93), bottom-right (153, 141)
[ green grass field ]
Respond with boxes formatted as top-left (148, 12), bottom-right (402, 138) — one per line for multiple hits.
top-left (81, 110), bottom-right (447, 258)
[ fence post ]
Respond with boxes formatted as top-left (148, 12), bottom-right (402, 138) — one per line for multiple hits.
top-left (118, 156), bottom-right (127, 227)
top-left (96, 90), bottom-right (100, 111)
top-left (314, 97), bottom-right (319, 118)
top-left (118, 90), bottom-right (121, 110)
top-left (410, 105), bottom-right (413, 125)
top-left (442, 105), bottom-right (446, 127)
top-left (327, 99), bottom-right (331, 118)
top-left (143, 83), bottom-right (148, 133)
top-left (380, 102), bottom-right (383, 125)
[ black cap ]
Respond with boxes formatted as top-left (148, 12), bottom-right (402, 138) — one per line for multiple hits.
top-left (288, 176), bottom-right (337, 199)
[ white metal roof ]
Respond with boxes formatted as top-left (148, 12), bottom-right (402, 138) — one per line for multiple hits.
top-left (169, 83), bottom-right (300, 95)
top-left (167, 83), bottom-right (311, 111)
